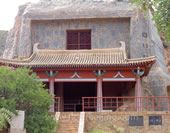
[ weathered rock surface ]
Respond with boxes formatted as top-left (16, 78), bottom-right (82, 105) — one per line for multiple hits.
top-left (140, 11), bottom-right (170, 98)
top-left (0, 30), bottom-right (8, 56)
top-left (3, 0), bottom-right (133, 59)
top-left (165, 47), bottom-right (170, 72)
top-left (3, 0), bottom-right (170, 97)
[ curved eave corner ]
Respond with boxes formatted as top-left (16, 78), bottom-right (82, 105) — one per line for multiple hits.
top-left (128, 56), bottom-right (156, 77)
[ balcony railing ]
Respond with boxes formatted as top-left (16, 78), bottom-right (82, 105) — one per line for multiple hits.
top-left (50, 97), bottom-right (60, 112)
top-left (63, 99), bottom-right (82, 112)
top-left (50, 96), bottom-right (170, 112)
top-left (82, 96), bottom-right (170, 112)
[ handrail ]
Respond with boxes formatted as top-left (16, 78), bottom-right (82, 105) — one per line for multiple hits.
top-left (50, 97), bottom-right (60, 112)
top-left (82, 96), bottom-right (170, 112)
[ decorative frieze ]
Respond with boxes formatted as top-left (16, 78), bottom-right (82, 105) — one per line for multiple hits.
top-left (132, 67), bottom-right (144, 77)
top-left (71, 71), bottom-right (81, 78)
top-left (93, 69), bottom-right (106, 77)
top-left (45, 70), bottom-right (59, 78)
top-left (113, 70), bottom-right (125, 78)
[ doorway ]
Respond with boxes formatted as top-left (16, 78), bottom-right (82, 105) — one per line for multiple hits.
top-left (61, 82), bottom-right (96, 112)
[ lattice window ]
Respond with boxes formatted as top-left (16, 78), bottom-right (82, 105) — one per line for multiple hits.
top-left (67, 30), bottom-right (91, 50)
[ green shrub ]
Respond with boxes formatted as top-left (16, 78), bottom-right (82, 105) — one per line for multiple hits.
top-left (0, 108), bottom-right (13, 131)
top-left (25, 111), bottom-right (56, 133)
top-left (0, 67), bottom-right (56, 133)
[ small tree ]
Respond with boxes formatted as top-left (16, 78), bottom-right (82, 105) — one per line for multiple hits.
top-left (0, 67), bottom-right (56, 133)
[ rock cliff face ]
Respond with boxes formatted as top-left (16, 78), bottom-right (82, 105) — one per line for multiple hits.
top-left (3, 0), bottom-right (170, 97)
top-left (0, 30), bottom-right (8, 56)
top-left (140, 12), bottom-right (170, 97)
top-left (4, 0), bottom-right (133, 59)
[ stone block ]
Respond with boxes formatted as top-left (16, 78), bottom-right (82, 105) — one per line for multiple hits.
top-left (9, 128), bottom-right (26, 133)
top-left (101, 110), bottom-right (112, 112)
top-left (9, 111), bottom-right (26, 133)
top-left (11, 111), bottom-right (25, 129)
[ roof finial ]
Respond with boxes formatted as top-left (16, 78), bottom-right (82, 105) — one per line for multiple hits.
top-left (119, 41), bottom-right (126, 51)
top-left (33, 43), bottom-right (40, 53)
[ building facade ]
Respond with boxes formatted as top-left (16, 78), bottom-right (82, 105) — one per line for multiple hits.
top-left (1, 0), bottom-right (169, 112)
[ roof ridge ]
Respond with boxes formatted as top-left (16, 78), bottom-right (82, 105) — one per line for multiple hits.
top-left (34, 41), bottom-right (126, 54)
top-left (38, 48), bottom-right (124, 54)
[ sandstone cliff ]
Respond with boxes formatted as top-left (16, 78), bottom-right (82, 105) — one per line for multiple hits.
top-left (3, 0), bottom-right (170, 100)
top-left (0, 30), bottom-right (8, 56)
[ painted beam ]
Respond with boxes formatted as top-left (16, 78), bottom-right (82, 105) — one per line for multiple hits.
top-left (55, 78), bottom-right (97, 82)
top-left (34, 78), bottom-right (49, 82)
top-left (103, 78), bottom-right (136, 81)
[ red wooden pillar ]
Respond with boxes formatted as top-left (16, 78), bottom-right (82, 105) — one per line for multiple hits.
top-left (94, 69), bottom-right (105, 112)
top-left (136, 77), bottom-right (142, 97)
top-left (135, 77), bottom-right (142, 112)
top-left (97, 77), bottom-right (103, 112)
top-left (45, 70), bottom-right (58, 112)
top-left (132, 67), bottom-right (144, 112)
top-left (49, 78), bottom-right (55, 112)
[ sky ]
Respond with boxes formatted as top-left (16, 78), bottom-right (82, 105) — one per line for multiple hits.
top-left (0, 0), bottom-right (39, 31)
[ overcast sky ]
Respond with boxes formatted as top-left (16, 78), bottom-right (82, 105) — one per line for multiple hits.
top-left (0, 0), bottom-right (39, 31)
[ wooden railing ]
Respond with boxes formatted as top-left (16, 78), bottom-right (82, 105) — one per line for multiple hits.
top-left (64, 99), bottom-right (82, 112)
top-left (82, 96), bottom-right (170, 112)
top-left (50, 97), bottom-right (60, 112)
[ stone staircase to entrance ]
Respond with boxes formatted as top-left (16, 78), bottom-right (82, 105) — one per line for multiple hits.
top-left (57, 112), bottom-right (80, 133)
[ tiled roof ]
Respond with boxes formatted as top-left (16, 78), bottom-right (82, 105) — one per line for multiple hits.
top-left (0, 42), bottom-right (156, 68)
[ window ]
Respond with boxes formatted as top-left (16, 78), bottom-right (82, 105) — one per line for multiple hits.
top-left (67, 30), bottom-right (91, 50)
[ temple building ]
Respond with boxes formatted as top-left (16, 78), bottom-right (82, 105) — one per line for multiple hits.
top-left (0, 42), bottom-right (156, 112)
top-left (0, 0), bottom-right (169, 112)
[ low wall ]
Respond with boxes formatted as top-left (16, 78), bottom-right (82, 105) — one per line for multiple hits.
top-left (85, 112), bottom-right (170, 133)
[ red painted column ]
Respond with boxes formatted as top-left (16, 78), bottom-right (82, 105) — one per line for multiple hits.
top-left (97, 77), bottom-right (103, 112)
top-left (49, 78), bottom-right (55, 112)
top-left (135, 77), bottom-right (142, 112)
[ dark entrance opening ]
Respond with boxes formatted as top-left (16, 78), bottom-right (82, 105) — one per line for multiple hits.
top-left (63, 82), bottom-right (96, 112)
top-left (102, 82), bottom-right (136, 111)
top-left (103, 82), bottom-right (135, 97)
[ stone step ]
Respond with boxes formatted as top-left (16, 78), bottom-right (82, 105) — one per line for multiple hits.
top-left (57, 130), bottom-right (78, 132)
top-left (58, 124), bottom-right (79, 127)
top-left (59, 121), bottom-right (79, 123)
top-left (57, 131), bottom-right (77, 133)
top-left (58, 129), bottom-right (78, 131)
top-left (59, 118), bottom-right (80, 121)
top-left (59, 116), bottom-right (80, 119)
top-left (58, 126), bottom-right (79, 128)
top-left (57, 112), bottom-right (80, 133)
top-left (59, 123), bottom-right (78, 126)
top-left (58, 128), bottom-right (78, 130)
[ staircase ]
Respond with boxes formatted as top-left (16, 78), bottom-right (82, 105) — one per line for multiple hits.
top-left (57, 112), bottom-right (80, 133)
